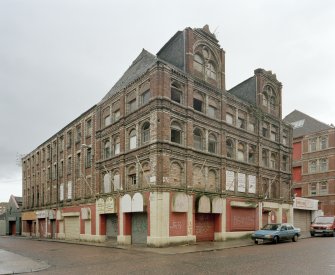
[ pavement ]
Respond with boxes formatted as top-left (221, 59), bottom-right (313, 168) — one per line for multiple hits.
top-left (0, 232), bottom-right (310, 274)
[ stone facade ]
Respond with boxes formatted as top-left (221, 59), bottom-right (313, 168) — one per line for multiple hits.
top-left (22, 25), bottom-right (293, 247)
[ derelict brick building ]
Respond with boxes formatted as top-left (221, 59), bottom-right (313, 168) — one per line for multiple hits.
top-left (22, 25), bottom-right (293, 247)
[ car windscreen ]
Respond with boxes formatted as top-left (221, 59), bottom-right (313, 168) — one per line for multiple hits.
top-left (262, 224), bottom-right (279, 230)
top-left (314, 217), bottom-right (334, 224)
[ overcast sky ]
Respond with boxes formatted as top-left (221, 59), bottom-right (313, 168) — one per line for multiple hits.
top-left (1, 0), bottom-right (334, 202)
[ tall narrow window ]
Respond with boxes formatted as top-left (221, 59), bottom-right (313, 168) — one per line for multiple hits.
top-left (171, 122), bottom-right (182, 144)
top-left (319, 181), bottom-right (328, 195)
top-left (76, 125), bottom-right (81, 143)
top-left (129, 129), bottom-right (137, 150)
top-left (103, 173), bottom-right (111, 193)
top-left (320, 136), bottom-right (328, 150)
top-left (262, 92), bottom-right (268, 106)
top-left (262, 123), bottom-right (269, 138)
top-left (237, 117), bottom-right (245, 129)
top-left (193, 98), bottom-right (203, 112)
top-left (309, 138), bottom-right (317, 152)
top-left (104, 141), bottom-right (111, 159)
top-left (113, 109), bottom-right (120, 122)
top-left (128, 167), bottom-right (137, 186)
top-left (86, 119), bottom-right (92, 137)
top-left (141, 90), bottom-right (150, 105)
top-left (320, 158), bottom-right (327, 172)
top-left (171, 83), bottom-right (182, 103)
top-left (270, 153), bottom-right (277, 169)
top-left (193, 128), bottom-right (203, 150)
top-left (237, 142), bottom-right (245, 161)
top-left (248, 145), bottom-right (256, 163)
top-left (128, 98), bottom-right (137, 113)
top-left (206, 62), bottom-right (216, 80)
top-left (86, 148), bottom-right (92, 168)
top-left (226, 139), bottom-right (234, 158)
top-left (141, 122), bottom-right (150, 144)
top-left (76, 153), bottom-right (81, 177)
top-left (310, 183), bottom-right (317, 195)
top-left (208, 134), bottom-right (217, 154)
top-left (270, 125), bottom-right (278, 141)
top-left (282, 155), bottom-right (288, 171)
top-left (208, 105), bottom-right (217, 118)
top-left (114, 136), bottom-right (120, 155)
top-left (226, 113), bottom-right (233, 125)
top-left (194, 54), bottom-right (204, 72)
top-left (262, 150), bottom-right (269, 167)
top-left (309, 160), bottom-right (317, 173)
top-left (67, 157), bottom-right (72, 175)
top-left (283, 130), bottom-right (288, 145)
top-left (67, 131), bottom-right (72, 148)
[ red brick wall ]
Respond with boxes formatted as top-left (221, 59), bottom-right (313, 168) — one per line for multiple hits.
top-left (293, 166), bottom-right (302, 182)
top-left (293, 142), bottom-right (302, 160)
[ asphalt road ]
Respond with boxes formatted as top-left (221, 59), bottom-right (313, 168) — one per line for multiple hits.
top-left (1, 236), bottom-right (335, 274)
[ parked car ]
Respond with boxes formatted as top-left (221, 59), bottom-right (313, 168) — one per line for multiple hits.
top-left (310, 216), bottom-right (335, 237)
top-left (251, 223), bottom-right (301, 244)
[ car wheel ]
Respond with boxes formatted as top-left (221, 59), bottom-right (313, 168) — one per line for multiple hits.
top-left (272, 236), bottom-right (279, 244)
top-left (292, 234), bottom-right (298, 242)
top-left (310, 232), bottom-right (315, 237)
top-left (254, 240), bottom-right (258, 244)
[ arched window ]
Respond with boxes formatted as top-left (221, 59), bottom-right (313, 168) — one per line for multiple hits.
top-left (237, 142), bottom-right (245, 161)
top-left (208, 134), bottom-right (217, 154)
top-left (141, 122), bottom-right (150, 144)
top-left (194, 54), bottom-right (204, 72)
top-left (171, 82), bottom-right (183, 104)
top-left (171, 121), bottom-right (182, 144)
top-left (104, 140), bottom-right (111, 159)
top-left (193, 128), bottom-right (203, 150)
top-left (129, 129), bottom-right (137, 150)
top-left (226, 139), bottom-right (234, 158)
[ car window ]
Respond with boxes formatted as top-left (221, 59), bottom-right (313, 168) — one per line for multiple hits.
top-left (281, 225), bottom-right (287, 230)
top-left (287, 225), bottom-right (293, 230)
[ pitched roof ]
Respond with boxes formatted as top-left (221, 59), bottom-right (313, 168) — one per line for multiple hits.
top-left (284, 110), bottom-right (332, 138)
top-left (100, 49), bottom-right (157, 103)
top-left (227, 76), bottom-right (256, 105)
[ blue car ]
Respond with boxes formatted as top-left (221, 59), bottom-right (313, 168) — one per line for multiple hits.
top-left (251, 223), bottom-right (301, 244)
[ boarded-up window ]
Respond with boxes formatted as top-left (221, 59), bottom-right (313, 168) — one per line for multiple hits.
top-left (113, 173), bottom-right (121, 191)
top-left (170, 162), bottom-right (182, 186)
top-left (207, 170), bottom-right (216, 191)
top-left (104, 174), bottom-right (111, 193)
top-left (129, 129), bottom-right (137, 149)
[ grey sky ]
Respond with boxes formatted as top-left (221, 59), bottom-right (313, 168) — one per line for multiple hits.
top-left (1, 0), bottom-right (334, 202)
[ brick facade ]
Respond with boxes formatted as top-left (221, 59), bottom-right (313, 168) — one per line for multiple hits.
top-left (22, 25), bottom-right (293, 246)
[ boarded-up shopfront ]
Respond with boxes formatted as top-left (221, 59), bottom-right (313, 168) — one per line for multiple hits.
top-left (293, 197), bottom-right (318, 234)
